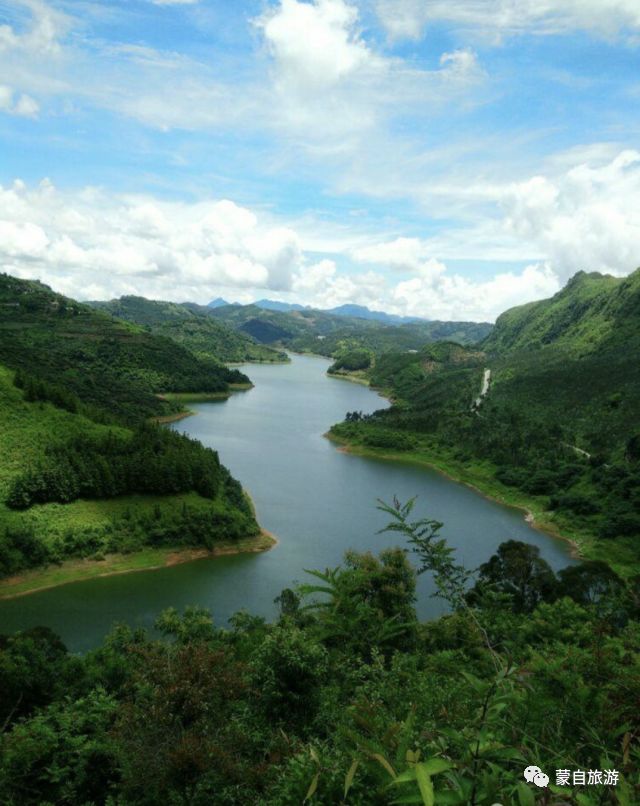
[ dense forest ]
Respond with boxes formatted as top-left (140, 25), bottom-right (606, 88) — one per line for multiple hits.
top-left (0, 275), bottom-right (262, 585)
top-left (0, 274), bottom-right (249, 423)
top-left (1, 501), bottom-right (638, 804)
top-left (2, 269), bottom-right (639, 803)
top-left (330, 271), bottom-right (640, 575)
top-left (207, 300), bottom-right (492, 354)
top-left (89, 296), bottom-right (288, 365)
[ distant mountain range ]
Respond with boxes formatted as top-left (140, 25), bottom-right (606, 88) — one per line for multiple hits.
top-left (207, 297), bottom-right (427, 325)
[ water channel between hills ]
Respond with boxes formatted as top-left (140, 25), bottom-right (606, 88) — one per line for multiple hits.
top-left (0, 353), bottom-right (575, 651)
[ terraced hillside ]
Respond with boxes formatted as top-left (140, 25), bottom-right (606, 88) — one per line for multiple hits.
top-left (90, 296), bottom-right (288, 364)
top-left (0, 275), bottom-right (250, 423)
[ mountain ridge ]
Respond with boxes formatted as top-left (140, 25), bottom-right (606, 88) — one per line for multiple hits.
top-left (207, 297), bottom-right (428, 325)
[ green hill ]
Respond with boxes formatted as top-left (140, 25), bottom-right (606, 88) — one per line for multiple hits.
top-left (90, 296), bottom-right (288, 364)
top-left (482, 270), bottom-right (639, 355)
top-left (330, 270), bottom-right (640, 574)
top-left (0, 274), bottom-right (270, 593)
top-left (0, 363), bottom-right (261, 594)
top-left (0, 275), bottom-right (250, 423)
top-left (480, 269), bottom-right (640, 450)
top-left (210, 301), bottom-right (492, 354)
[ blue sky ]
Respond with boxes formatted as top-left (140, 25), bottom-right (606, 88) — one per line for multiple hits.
top-left (1, 0), bottom-right (640, 320)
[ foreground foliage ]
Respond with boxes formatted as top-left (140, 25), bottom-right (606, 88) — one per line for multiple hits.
top-left (1, 502), bottom-right (638, 805)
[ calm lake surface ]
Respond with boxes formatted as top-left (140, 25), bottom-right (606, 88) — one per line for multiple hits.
top-left (0, 354), bottom-right (574, 651)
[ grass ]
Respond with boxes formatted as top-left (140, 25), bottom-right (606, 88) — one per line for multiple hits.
top-left (326, 431), bottom-right (640, 579)
top-left (0, 366), bottom-right (271, 593)
top-left (0, 365), bottom-right (128, 498)
top-left (326, 369), bottom-right (371, 386)
top-left (0, 530), bottom-right (277, 599)
top-left (1, 491), bottom-right (216, 537)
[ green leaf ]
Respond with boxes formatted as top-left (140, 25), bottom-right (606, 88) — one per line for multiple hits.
top-left (460, 671), bottom-right (485, 693)
top-left (415, 764), bottom-right (435, 806)
top-left (422, 758), bottom-right (453, 776)
top-left (297, 584), bottom-right (335, 596)
top-left (304, 772), bottom-right (320, 802)
top-left (434, 792), bottom-right (467, 805)
top-left (372, 753), bottom-right (397, 779)
top-left (344, 759), bottom-right (359, 799)
top-left (393, 769), bottom-right (418, 785)
top-left (516, 782), bottom-right (535, 806)
top-left (396, 708), bottom-right (416, 766)
top-left (615, 779), bottom-right (632, 806)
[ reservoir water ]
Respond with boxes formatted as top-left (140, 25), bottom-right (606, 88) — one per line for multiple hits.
top-left (0, 354), bottom-right (574, 651)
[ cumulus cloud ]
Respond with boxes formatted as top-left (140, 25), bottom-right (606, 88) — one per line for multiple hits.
top-left (292, 259), bottom-right (388, 309)
top-left (389, 263), bottom-right (560, 321)
top-left (255, 0), bottom-right (484, 146)
top-left (258, 0), bottom-right (374, 92)
top-left (501, 150), bottom-right (640, 279)
top-left (439, 49), bottom-right (484, 81)
top-left (4, 148), bottom-right (640, 321)
top-left (375, 0), bottom-right (640, 42)
top-left (1, 175), bottom-right (560, 322)
top-left (0, 85), bottom-right (39, 117)
top-left (351, 236), bottom-right (560, 320)
top-left (0, 180), bottom-right (304, 302)
top-left (0, 0), bottom-right (69, 56)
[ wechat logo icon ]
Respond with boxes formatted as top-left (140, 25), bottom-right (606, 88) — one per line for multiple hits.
top-left (524, 766), bottom-right (549, 788)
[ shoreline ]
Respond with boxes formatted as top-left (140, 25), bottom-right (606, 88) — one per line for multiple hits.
top-left (0, 529), bottom-right (278, 601)
top-left (325, 431), bottom-right (585, 561)
top-left (153, 385), bottom-right (255, 425)
top-left (326, 371), bottom-right (371, 386)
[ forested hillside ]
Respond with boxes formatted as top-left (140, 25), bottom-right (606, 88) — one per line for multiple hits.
top-left (1, 501), bottom-right (638, 804)
top-left (90, 296), bottom-right (288, 364)
top-left (0, 275), bottom-right (250, 423)
top-left (0, 362), bottom-right (260, 590)
top-left (0, 274), bottom-right (264, 592)
top-left (330, 270), bottom-right (640, 575)
top-left (482, 271), bottom-right (638, 354)
top-left (209, 301), bottom-right (492, 354)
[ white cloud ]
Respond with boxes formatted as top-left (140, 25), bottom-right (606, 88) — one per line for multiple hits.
top-left (0, 180), bottom-right (305, 301)
top-left (255, 0), bottom-right (484, 147)
top-left (0, 0), bottom-right (69, 56)
top-left (501, 150), bottom-right (640, 279)
top-left (258, 0), bottom-right (373, 92)
top-left (0, 84), bottom-right (39, 118)
top-left (376, 0), bottom-right (640, 42)
top-left (291, 258), bottom-right (388, 309)
top-left (389, 263), bottom-right (560, 321)
top-left (4, 147), bottom-right (640, 320)
top-left (439, 49), bottom-right (483, 81)
top-left (0, 0), bottom-right (485, 157)
top-left (288, 237), bottom-right (560, 320)
top-left (354, 237), bottom-right (447, 280)
top-left (351, 236), bottom-right (559, 320)
top-left (353, 238), bottom-right (559, 321)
